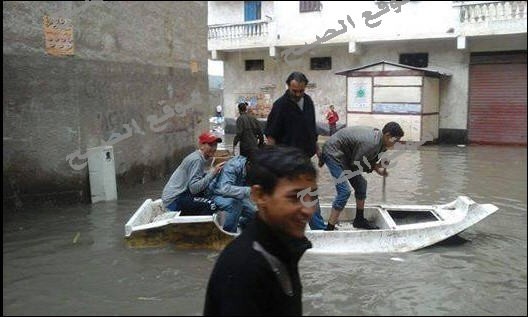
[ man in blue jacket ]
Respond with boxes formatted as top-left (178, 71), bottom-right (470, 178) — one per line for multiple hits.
top-left (208, 155), bottom-right (256, 233)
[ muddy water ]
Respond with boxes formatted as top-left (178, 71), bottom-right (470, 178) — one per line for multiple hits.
top-left (3, 145), bottom-right (526, 315)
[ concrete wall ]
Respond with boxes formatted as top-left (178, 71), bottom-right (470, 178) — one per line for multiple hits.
top-left (3, 1), bottom-right (209, 209)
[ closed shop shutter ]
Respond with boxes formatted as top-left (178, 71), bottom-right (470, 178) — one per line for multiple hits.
top-left (469, 54), bottom-right (527, 145)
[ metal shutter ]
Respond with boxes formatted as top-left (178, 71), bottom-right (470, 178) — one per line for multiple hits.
top-left (469, 59), bottom-right (527, 145)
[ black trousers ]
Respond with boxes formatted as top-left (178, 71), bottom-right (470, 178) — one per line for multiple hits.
top-left (167, 190), bottom-right (217, 216)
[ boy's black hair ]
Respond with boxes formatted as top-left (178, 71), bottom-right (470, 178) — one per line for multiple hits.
top-left (247, 146), bottom-right (316, 194)
top-left (382, 122), bottom-right (404, 138)
top-left (238, 102), bottom-right (248, 113)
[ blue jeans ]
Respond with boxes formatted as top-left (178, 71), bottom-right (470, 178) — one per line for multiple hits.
top-left (323, 153), bottom-right (367, 210)
top-left (213, 196), bottom-right (256, 233)
top-left (309, 202), bottom-right (326, 230)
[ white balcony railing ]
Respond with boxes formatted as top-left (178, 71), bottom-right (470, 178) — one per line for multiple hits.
top-left (454, 1), bottom-right (527, 23)
top-left (208, 20), bottom-right (269, 40)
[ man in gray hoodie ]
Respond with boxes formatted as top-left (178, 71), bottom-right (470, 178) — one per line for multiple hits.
top-left (320, 122), bottom-right (404, 230)
top-left (162, 132), bottom-right (225, 215)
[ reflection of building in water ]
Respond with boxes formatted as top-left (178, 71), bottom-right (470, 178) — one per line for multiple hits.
top-left (320, 146), bottom-right (470, 205)
top-left (375, 150), bottom-right (423, 204)
top-left (87, 203), bottom-right (119, 251)
top-left (413, 147), bottom-right (469, 204)
top-left (317, 148), bottom-right (425, 205)
top-left (360, 146), bottom-right (468, 205)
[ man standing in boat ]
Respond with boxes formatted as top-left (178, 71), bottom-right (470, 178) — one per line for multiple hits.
top-left (204, 146), bottom-right (316, 315)
top-left (161, 132), bottom-right (225, 215)
top-left (319, 122), bottom-right (404, 230)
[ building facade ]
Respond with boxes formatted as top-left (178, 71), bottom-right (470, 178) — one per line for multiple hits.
top-left (208, 1), bottom-right (527, 144)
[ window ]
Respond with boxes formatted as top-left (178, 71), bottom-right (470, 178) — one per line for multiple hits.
top-left (399, 53), bottom-right (429, 68)
top-left (245, 59), bottom-right (264, 71)
top-left (244, 1), bottom-right (261, 21)
top-left (300, 1), bottom-right (321, 12)
top-left (310, 57), bottom-right (331, 70)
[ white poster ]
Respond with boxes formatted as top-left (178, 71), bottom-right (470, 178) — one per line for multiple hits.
top-left (347, 77), bottom-right (372, 112)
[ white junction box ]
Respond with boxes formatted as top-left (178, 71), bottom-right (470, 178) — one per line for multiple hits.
top-left (88, 146), bottom-right (118, 203)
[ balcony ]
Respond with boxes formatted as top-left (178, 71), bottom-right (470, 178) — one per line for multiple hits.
top-left (208, 20), bottom-right (270, 52)
top-left (455, 1), bottom-right (526, 23)
top-left (208, 20), bottom-right (268, 40)
top-left (453, 1), bottom-right (527, 37)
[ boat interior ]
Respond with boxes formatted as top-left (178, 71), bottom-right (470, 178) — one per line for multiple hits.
top-left (320, 204), bottom-right (442, 230)
top-left (139, 200), bottom-right (444, 230)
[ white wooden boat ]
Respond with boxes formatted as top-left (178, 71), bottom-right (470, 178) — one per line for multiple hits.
top-left (124, 198), bottom-right (237, 249)
top-left (307, 196), bottom-right (498, 253)
top-left (124, 196), bottom-right (498, 253)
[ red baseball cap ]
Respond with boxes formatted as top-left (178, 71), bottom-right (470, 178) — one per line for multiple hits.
top-left (198, 132), bottom-right (222, 144)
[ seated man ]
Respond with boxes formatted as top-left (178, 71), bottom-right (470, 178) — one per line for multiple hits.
top-left (162, 132), bottom-right (225, 215)
top-left (208, 155), bottom-right (256, 233)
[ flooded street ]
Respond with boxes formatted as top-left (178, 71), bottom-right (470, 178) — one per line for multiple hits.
top-left (3, 144), bottom-right (527, 316)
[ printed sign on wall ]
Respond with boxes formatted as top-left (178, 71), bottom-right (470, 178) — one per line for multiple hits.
top-left (43, 16), bottom-right (74, 56)
top-left (347, 77), bottom-right (372, 112)
top-left (373, 103), bottom-right (422, 114)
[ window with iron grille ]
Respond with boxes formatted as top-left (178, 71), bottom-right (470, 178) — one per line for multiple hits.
top-left (310, 57), bottom-right (331, 70)
top-left (399, 53), bottom-right (429, 68)
top-left (245, 59), bottom-right (264, 71)
top-left (300, 1), bottom-right (321, 12)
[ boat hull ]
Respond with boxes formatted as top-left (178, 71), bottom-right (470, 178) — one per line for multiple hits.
top-left (124, 199), bottom-right (236, 249)
top-left (307, 196), bottom-right (499, 253)
top-left (125, 221), bottom-right (235, 250)
top-left (124, 196), bottom-right (498, 253)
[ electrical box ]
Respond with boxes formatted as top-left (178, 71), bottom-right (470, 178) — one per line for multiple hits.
top-left (88, 146), bottom-right (117, 203)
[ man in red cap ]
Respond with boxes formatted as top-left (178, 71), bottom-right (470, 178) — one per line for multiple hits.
top-left (162, 132), bottom-right (225, 215)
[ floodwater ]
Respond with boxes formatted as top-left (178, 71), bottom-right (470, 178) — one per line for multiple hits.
top-left (3, 144), bottom-right (527, 316)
